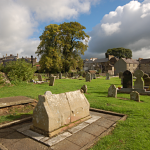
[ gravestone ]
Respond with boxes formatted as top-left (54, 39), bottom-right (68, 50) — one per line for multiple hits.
top-left (65, 72), bottom-right (68, 78)
top-left (82, 72), bottom-right (86, 78)
top-left (121, 76), bottom-right (123, 85)
top-left (123, 70), bottom-right (133, 88)
top-left (71, 73), bottom-right (74, 77)
top-left (30, 90), bottom-right (91, 137)
top-left (56, 74), bottom-right (59, 79)
top-left (143, 73), bottom-right (150, 86)
top-left (81, 85), bottom-right (87, 93)
top-left (130, 91), bottom-right (140, 102)
top-left (106, 73), bottom-right (110, 80)
top-left (59, 73), bottom-right (62, 79)
top-left (134, 69), bottom-right (144, 89)
top-left (108, 84), bottom-right (117, 98)
top-left (119, 72), bottom-right (123, 79)
top-left (93, 74), bottom-right (96, 79)
top-left (86, 73), bottom-right (91, 82)
top-left (49, 76), bottom-right (55, 86)
top-left (38, 74), bottom-right (42, 81)
top-left (91, 74), bottom-right (93, 80)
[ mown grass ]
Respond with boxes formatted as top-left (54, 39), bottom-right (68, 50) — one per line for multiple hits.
top-left (0, 76), bottom-right (150, 149)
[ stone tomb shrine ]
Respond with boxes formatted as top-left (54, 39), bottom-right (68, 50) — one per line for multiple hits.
top-left (30, 90), bottom-right (91, 137)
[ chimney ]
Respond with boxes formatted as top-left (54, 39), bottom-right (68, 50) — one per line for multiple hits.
top-left (17, 53), bottom-right (18, 58)
top-left (6, 54), bottom-right (7, 57)
top-left (3, 55), bottom-right (4, 58)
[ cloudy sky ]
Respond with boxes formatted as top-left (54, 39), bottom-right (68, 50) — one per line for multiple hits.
top-left (0, 0), bottom-right (150, 61)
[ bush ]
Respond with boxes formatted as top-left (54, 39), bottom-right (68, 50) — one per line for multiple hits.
top-left (1, 59), bottom-right (36, 83)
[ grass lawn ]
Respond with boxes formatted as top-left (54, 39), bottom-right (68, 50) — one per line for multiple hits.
top-left (0, 76), bottom-right (150, 149)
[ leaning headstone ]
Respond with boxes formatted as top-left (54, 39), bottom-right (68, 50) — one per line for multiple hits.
top-left (119, 72), bottom-right (123, 79)
top-left (123, 70), bottom-right (133, 88)
top-left (49, 76), bottom-right (55, 86)
top-left (134, 69), bottom-right (144, 89)
top-left (86, 73), bottom-right (91, 82)
top-left (106, 73), bottom-right (110, 80)
top-left (108, 84), bottom-right (117, 98)
top-left (130, 91), bottom-right (140, 102)
top-left (59, 73), bottom-right (62, 79)
top-left (38, 74), bottom-right (42, 81)
top-left (93, 74), bottom-right (96, 79)
top-left (30, 90), bottom-right (91, 137)
top-left (144, 77), bottom-right (150, 86)
top-left (81, 85), bottom-right (87, 93)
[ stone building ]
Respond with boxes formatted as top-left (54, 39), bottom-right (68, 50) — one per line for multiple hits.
top-left (83, 55), bottom-right (118, 75)
top-left (114, 58), bottom-right (139, 75)
top-left (138, 59), bottom-right (150, 75)
top-left (0, 54), bottom-right (37, 66)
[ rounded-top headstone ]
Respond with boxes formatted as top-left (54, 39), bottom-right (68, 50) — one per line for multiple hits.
top-left (134, 69), bottom-right (144, 78)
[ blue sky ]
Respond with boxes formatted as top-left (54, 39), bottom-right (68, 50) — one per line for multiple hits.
top-left (0, 0), bottom-right (149, 61)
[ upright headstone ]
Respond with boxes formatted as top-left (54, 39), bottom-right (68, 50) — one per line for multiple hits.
top-left (83, 72), bottom-right (86, 78)
top-left (108, 84), bottom-right (117, 98)
top-left (106, 73), bottom-right (110, 80)
top-left (59, 73), bottom-right (62, 79)
top-left (91, 74), bottom-right (93, 80)
top-left (56, 74), bottom-right (59, 79)
top-left (123, 70), bottom-right (133, 88)
top-left (81, 85), bottom-right (87, 93)
top-left (86, 73), bottom-right (91, 82)
top-left (38, 74), bottom-right (42, 81)
top-left (49, 76), bottom-right (55, 86)
top-left (134, 69), bottom-right (144, 89)
top-left (130, 91), bottom-right (140, 102)
top-left (65, 72), bottom-right (68, 78)
top-left (119, 72), bottom-right (123, 79)
top-left (71, 72), bottom-right (74, 77)
top-left (93, 74), bottom-right (96, 79)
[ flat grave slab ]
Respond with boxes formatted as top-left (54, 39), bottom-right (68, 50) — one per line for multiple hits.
top-left (0, 96), bottom-right (35, 108)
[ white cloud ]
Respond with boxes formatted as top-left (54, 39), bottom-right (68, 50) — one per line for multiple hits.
top-left (0, 0), bottom-right (100, 59)
top-left (83, 0), bottom-right (150, 59)
top-left (101, 22), bottom-right (121, 36)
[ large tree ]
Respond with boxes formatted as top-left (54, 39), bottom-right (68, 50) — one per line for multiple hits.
top-left (35, 22), bottom-right (90, 73)
top-left (105, 47), bottom-right (132, 59)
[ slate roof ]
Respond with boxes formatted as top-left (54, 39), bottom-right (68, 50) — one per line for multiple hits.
top-left (122, 58), bottom-right (139, 64)
top-left (84, 60), bottom-right (94, 64)
top-left (139, 59), bottom-right (150, 64)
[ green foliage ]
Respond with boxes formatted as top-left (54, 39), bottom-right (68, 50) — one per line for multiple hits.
top-left (0, 73), bottom-right (5, 85)
top-left (1, 59), bottom-right (36, 83)
top-left (105, 47), bottom-right (132, 59)
top-left (35, 21), bottom-right (89, 73)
